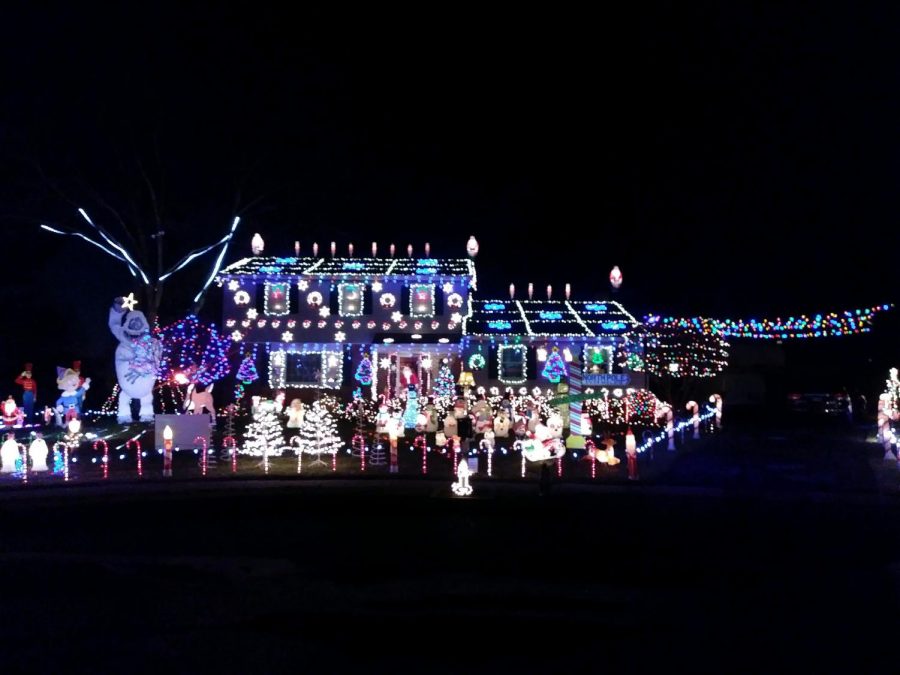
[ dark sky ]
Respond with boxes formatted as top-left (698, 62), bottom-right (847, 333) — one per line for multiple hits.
top-left (0, 4), bottom-right (898, 388)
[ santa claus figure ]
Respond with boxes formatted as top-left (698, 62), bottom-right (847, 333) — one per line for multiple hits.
top-left (399, 365), bottom-right (419, 390)
top-left (2, 396), bottom-right (21, 427)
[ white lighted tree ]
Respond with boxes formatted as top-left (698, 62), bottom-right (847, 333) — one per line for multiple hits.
top-left (297, 400), bottom-right (343, 465)
top-left (242, 400), bottom-right (284, 457)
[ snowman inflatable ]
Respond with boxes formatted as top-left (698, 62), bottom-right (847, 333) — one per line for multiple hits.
top-left (109, 297), bottom-right (162, 423)
top-left (29, 435), bottom-right (49, 472)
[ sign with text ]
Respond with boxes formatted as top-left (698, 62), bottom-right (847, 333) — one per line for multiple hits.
top-left (583, 372), bottom-right (647, 388)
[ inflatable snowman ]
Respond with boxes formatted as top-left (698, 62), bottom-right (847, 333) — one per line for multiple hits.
top-left (0, 433), bottom-right (21, 473)
top-left (109, 297), bottom-right (162, 423)
top-left (29, 435), bottom-right (49, 472)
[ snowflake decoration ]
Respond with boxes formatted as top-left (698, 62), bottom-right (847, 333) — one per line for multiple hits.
top-left (231, 330), bottom-right (243, 341)
top-left (443, 282), bottom-right (454, 293)
top-left (247, 308), bottom-right (258, 320)
top-left (372, 281), bottom-right (383, 293)
top-left (391, 311), bottom-right (403, 323)
top-left (319, 306), bottom-right (331, 318)
top-left (451, 312), bottom-right (463, 324)
top-left (379, 358), bottom-right (392, 370)
top-left (298, 279), bottom-right (309, 291)
top-left (227, 280), bottom-right (241, 291)
top-left (335, 331), bottom-right (346, 343)
top-left (282, 331), bottom-right (294, 342)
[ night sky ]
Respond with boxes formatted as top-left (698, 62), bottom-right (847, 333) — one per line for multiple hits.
top-left (0, 5), bottom-right (898, 392)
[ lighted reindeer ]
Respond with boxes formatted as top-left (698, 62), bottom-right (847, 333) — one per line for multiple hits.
top-left (183, 382), bottom-right (215, 422)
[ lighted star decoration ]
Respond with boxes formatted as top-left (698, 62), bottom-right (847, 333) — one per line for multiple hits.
top-left (319, 306), bottom-right (331, 318)
top-left (121, 293), bottom-right (138, 311)
top-left (379, 357), bottom-right (392, 370)
top-left (298, 279), bottom-right (309, 291)
top-left (391, 311), bottom-right (403, 323)
top-left (247, 308), bottom-right (258, 320)
top-left (442, 282), bottom-right (454, 293)
top-left (231, 330), bottom-right (243, 341)
top-left (334, 331), bottom-right (346, 343)
top-left (451, 312), bottom-right (463, 324)
top-left (282, 331), bottom-right (294, 342)
top-left (371, 281), bottom-right (383, 292)
top-left (227, 280), bottom-right (240, 291)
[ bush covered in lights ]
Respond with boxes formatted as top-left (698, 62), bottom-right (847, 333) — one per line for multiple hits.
top-left (642, 326), bottom-right (729, 378)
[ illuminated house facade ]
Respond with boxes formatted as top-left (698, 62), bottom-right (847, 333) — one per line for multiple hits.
top-left (218, 254), bottom-right (647, 398)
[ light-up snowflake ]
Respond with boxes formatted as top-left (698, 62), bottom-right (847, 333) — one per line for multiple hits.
top-left (334, 331), bottom-right (346, 342)
top-left (391, 311), bottom-right (403, 323)
top-left (231, 330), bottom-right (243, 341)
top-left (282, 331), bottom-right (294, 342)
top-left (379, 358), bottom-right (392, 370)
top-left (319, 306), bottom-right (331, 318)
top-left (228, 280), bottom-right (241, 291)
top-left (247, 308), bottom-right (258, 320)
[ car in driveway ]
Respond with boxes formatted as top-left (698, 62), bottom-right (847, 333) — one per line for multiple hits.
top-left (786, 390), bottom-right (851, 417)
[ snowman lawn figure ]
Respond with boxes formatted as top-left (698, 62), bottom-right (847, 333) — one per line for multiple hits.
top-left (109, 295), bottom-right (162, 423)
top-left (451, 454), bottom-right (473, 496)
top-left (29, 433), bottom-right (49, 472)
top-left (1, 432), bottom-right (21, 473)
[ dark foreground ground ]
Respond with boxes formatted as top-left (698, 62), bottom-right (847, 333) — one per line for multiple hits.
top-left (3, 410), bottom-right (900, 672)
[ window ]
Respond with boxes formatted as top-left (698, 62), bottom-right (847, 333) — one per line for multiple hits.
top-left (338, 283), bottom-right (365, 317)
top-left (584, 345), bottom-right (615, 374)
top-left (409, 283), bottom-right (435, 317)
top-left (269, 349), bottom-right (344, 389)
top-left (286, 353), bottom-right (321, 385)
top-left (498, 344), bottom-right (527, 384)
top-left (264, 281), bottom-right (290, 316)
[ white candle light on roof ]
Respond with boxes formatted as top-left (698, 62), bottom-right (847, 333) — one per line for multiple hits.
top-left (528, 283), bottom-right (534, 299)
top-left (565, 283), bottom-right (571, 300)
top-left (330, 241), bottom-right (336, 257)
top-left (348, 243), bottom-right (354, 257)
top-left (313, 242), bottom-right (319, 257)
top-left (547, 285), bottom-right (552, 300)
top-left (425, 242), bottom-right (430, 256)
top-left (294, 241), bottom-right (300, 256)
top-left (509, 283), bottom-right (515, 299)
top-left (407, 244), bottom-right (413, 257)
top-left (390, 243), bottom-right (395, 257)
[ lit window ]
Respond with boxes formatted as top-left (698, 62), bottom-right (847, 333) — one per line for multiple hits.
top-left (409, 284), bottom-right (435, 318)
top-left (264, 281), bottom-right (290, 316)
top-left (338, 283), bottom-right (365, 317)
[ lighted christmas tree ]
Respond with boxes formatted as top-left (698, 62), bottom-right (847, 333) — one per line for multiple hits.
top-left (355, 353), bottom-right (374, 386)
top-left (369, 439), bottom-right (387, 466)
top-left (542, 347), bottom-right (567, 383)
top-left (434, 360), bottom-right (454, 398)
top-left (297, 400), bottom-right (343, 463)
top-left (237, 351), bottom-right (259, 383)
top-left (241, 400), bottom-right (284, 456)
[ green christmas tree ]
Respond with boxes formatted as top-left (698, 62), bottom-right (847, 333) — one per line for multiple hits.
top-left (434, 360), bottom-right (454, 398)
top-left (355, 353), bottom-right (374, 386)
top-left (542, 347), bottom-right (567, 383)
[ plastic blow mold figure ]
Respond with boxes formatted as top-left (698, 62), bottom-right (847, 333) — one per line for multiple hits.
top-left (109, 297), bottom-right (162, 423)
top-left (0, 432), bottom-right (20, 473)
top-left (54, 368), bottom-right (90, 427)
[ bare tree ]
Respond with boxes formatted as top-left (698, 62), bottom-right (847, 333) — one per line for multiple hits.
top-left (32, 151), bottom-right (269, 321)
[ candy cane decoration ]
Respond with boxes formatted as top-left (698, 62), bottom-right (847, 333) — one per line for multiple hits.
top-left (193, 436), bottom-right (208, 476)
top-left (450, 436), bottom-right (459, 475)
top-left (656, 404), bottom-right (675, 451)
top-left (709, 394), bottom-right (723, 430)
top-left (585, 438), bottom-right (597, 479)
top-left (125, 439), bottom-right (142, 477)
top-left (514, 440), bottom-right (525, 477)
top-left (93, 440), bottom-right (109, 479)
top-left (414, 434), bottom-right (427, 474)
top-left (332, 449), bottom-right (337, 472)
top-left (557, 453), bottom-right (563, 478)
top-left (352, 434), bottom-right (367, 472)
top-left (291, 436), bottom-right (303, 474)
top-left (222, 436), bottom-right (237, 473)
top-left (686, 401), bottom-right (700, 439)
top-left (479, 438), bottom-right (494, 477)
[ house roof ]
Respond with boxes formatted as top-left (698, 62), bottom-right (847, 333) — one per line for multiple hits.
top-left (219, 256), bottom-right (476, 282)
top-left (464, 299), bottom-right (640, 338)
